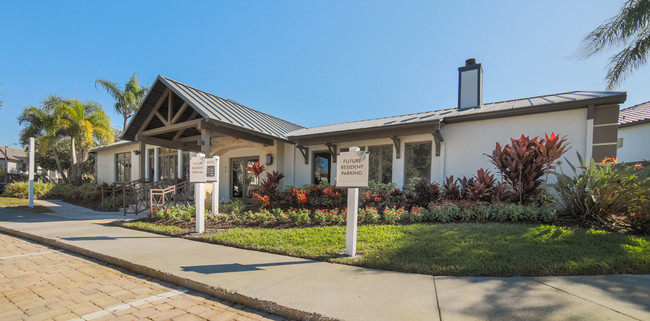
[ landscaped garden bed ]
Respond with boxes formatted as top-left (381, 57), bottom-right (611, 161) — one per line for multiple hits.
top-left (111, 133), bottom-right (650, 276)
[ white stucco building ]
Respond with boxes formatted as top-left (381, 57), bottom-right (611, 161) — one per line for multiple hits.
top-left (92, 59), bottom-right (625, 203)
top-left (617, 101), bottom-right (650, 163)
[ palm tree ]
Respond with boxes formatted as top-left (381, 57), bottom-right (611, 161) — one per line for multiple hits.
top-left (18, 95), bottom-right (69, 184)
top-left (579, 0), bottom-right (650, 89)
top-left (55, 99), bottom-right (114, 185)
top-left (95, 74), bottom-right (149, 133)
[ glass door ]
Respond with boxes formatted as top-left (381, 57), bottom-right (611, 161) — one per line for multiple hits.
top-left (230, 157), bottom-right (260, 202)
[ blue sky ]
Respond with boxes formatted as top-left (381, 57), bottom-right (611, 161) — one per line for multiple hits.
top-left (1, 0), bottom-right (647, 148)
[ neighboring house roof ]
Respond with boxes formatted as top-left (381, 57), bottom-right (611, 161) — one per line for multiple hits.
top-left (287, 91), bottom-right (626, 139)
top-left (0, 146), bottom-right (27, 162)
top-left (619, 101), bottom-right (650, 128)
top-left (123, 75), bottom-right (304, 142)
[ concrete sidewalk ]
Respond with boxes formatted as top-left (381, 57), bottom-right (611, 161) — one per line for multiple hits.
top-left (1, 201), bottom-right (649, 320)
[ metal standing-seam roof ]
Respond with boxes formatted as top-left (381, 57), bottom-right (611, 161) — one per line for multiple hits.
top-left (619, 101), bottom-right (650, 127)
top-left (287, 91), bottom-right (627, 139)
top-left (123, 75), bottom-right (304, 142)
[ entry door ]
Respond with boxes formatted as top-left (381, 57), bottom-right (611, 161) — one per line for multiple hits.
top-left (230, 157), bottom-right (260, 202)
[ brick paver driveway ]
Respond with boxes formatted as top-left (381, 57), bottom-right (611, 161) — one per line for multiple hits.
top-left (0, 233), bottom-right (288, 321)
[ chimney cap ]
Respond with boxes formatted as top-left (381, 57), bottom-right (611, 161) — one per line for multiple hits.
top-left (465, 58), bottom-right (476, 66)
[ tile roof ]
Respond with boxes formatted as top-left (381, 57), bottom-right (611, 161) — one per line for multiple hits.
top-left (619, 101), bottom-right (650, 127)
top-left (288, 91), bottom-right (626, 138)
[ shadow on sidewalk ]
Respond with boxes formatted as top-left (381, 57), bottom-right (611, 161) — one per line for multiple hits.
top-left (63, 236), bottom-right (168, 241)
top-left (182, 261), bottom-right (315, 274)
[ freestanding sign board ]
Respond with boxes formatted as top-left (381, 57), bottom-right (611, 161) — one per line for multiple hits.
top-left (189, 156), bottom-right (206, 183)
top-left (336, 147), bottom-right (368, 256)
top-left (206, 156), bottom-right (220, 216)
top-left (336, 150), bottom-right (369, 188)
top-left (205, 157), bottom-right (219, 182)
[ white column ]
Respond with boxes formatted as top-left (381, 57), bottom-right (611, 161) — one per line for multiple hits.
top-left (153, 148), bottom-right (160, 182)
top-left (177, 149), bottom-right (184, 179)
top-left (28, 137), bottom-right (35, 208)
top-left (144, 148), bottom-right (150, 181)
top-left (212, 156), bottom-right (219, 215)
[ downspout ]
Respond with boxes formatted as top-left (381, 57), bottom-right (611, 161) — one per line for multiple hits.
top-left (585, 104), bottom-right (594, 161)
top-left (292, 145), bottom-right (296, 186)
top-left (434, 119), bottom-right (445, 182)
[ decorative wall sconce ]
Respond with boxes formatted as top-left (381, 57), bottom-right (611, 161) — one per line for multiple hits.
top-left (266, 153), bottom-right (273, 165)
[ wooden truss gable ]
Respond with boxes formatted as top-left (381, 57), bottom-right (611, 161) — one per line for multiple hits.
top-left (133, 87), bottom-right (274, 152)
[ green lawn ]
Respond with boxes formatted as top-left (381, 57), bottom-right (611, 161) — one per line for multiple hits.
top-left (114, 221), bottom-right (185, 235)
top-left (117, 220), bottom-right (650, 276)
top-left (0, 197), bottom-right (52, 213)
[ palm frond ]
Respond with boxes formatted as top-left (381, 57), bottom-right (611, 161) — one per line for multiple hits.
top-left (580, 0), bottom-right (650, 57)
top-left (606, 26), bottom-right (650, 89)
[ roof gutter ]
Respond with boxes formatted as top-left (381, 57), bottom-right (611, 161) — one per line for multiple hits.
top-left (443, 93), bottom-right (627, 124)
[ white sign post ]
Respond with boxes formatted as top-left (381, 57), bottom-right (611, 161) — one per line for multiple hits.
top-left (206, 156), bottom-right (220, 215)
top-left (28, 137), bottom-right (35, 208)
top-left (189, 154), bottom-right (206, 233)
top-left (336, 147), bottom-right (369, 256)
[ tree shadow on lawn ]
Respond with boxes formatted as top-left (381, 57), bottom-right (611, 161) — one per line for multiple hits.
top-left (352, 223), bottom-right (650, 277)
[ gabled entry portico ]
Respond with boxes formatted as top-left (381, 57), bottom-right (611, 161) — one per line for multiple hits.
top-left (120, 75), bottom-right (304, 202)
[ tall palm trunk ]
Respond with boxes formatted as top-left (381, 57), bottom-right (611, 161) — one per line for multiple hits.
top-left (71, 137), bottom-right (80, 185)
top-left (52, 148), bottom-right (69, 184)
top-left (123, 115), bottom-right (128, 134)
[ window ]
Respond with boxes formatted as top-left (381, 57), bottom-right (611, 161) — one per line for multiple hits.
top-left (115, 152), bottom-right (132, 182)
top-left (158, 147), bottom-right (178, 180)
top-left (312, 152), bottom-right (331, 184)
top-left (404, 142), bottom-right (431, 184)
top-left (368, 145), bottom-right (393, 184)
top-left (147, 148), bottom-right (155, 180)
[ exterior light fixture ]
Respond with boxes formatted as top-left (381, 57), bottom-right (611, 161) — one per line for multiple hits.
top-left (266, 153), bottom-right (273, 165)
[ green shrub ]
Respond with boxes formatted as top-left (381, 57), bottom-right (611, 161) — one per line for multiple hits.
top-left (406, 207), bottom-right (426, 223)
top-left (505, 204), bottom-right (525, 221)
top-left (460, 207), bottom-right (476, 222)
top-left (4, 181), bottom-right (53, 199)
top-left (488, 203), bottom-right (508, 221)
top-left (254, 210), bottom-right (273, 226)
top-left (554, 153), bottom-right (650, 231)
top-left (271, 208), bottom-right (290, 224)
top-left (475, 203), bottom-right (491, 220)
top-left (382, 206), bottom-right (405, 224)
top-left (313, 209), bottom-right (327, 225)
top-left (522, 206), bottom-right (538, 221)
top-left (287, 208), bottom-right (311, 225)
top-left (538, 207), bottom-right (557, 222)
top-left (152, 204), bottom-right (196, 221)
top-left (428, 203), bottom-right (460, 222)
top-left (359, 207), bottom-right (381, 224)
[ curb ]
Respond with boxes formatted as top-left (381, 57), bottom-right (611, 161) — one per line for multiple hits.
top-left (0, 225), bottom-right (339, 321)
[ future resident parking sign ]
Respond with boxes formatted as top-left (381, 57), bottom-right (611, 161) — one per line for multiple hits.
top-left (336, 150), bottom-right (369, 188)
top-left (189, 155), bottom-right (206, 183)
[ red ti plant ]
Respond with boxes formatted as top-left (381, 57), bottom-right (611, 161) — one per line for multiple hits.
top-left (246, 162), bottom-right (266, 179)
top-left (443, 176), bottom-right (462, 200)
top-left (467, 169), bottom-right (496, 202)
top-left (538, 132), bottom-right (568, 183)
top-left (487, 133), bottom-right (568, 204)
